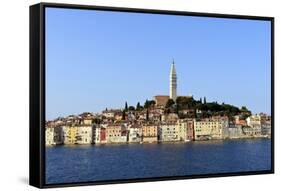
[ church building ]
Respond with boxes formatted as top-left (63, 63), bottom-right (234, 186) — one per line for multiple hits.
top-left (154, 60), bottom-right (192, 107)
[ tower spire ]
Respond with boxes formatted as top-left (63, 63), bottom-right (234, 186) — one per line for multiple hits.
top-left (170, 59), bottom-right (177, 101)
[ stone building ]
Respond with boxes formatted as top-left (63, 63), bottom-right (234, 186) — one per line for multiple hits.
top-left (106, 124), bottom-right (127, 143)
top-left (177, 120), bottom-right (187, 141)
top-left (228, 124), bottom-right (244, 138)
top-left (186, 119), bottom-right (194, 141)
top-left (154, 95), bottom-right (170, 107)
top-left (93, 125), bottom-right (107, 144)
top-left (142, 124), bottom-right (158, 143)
top-left (159, 123), bottom-right (180, 142)
top-left (62, 126), bottom-right (78, 144)
top-left (246, 115), bottom-right (262, 136)
top-left (76, 125), bottom-right (93, 144)
top-left (194, 118), bottom-right (229, 140)
top-left (128, 124), bottom-right (142, 143)
top-left (45, 125), bottom-right (63, 146)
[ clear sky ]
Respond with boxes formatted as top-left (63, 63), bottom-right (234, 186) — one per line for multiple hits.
top-left (46, 7), bottom-right (271, 120)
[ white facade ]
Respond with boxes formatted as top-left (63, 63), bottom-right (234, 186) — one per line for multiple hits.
top-left (261, 121), bottom-right (271, 136)
top-left (194, 119), bottom-right (229, 140)
top-left (246, 115), bottom-right (262, 136)
top-left (128, 127), bottom-right (142, 143)
top-left (45, 127), bottom-right (55, 146)
top-left (159, 123), bottom-right (180, 142)
top-left (76, 125), bottom-right (93, 144)
top-left (45, 126), bottom-right (63, 146)
top-left (246, 114), bottom-right (261, 127)
top-left (94, 126), bottom-right (101, 143)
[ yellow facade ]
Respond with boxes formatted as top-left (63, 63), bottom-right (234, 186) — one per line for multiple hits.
top-left (63, 126), bottom-right (78, 144)
top-left (142, 125), bottom-right (157, 137)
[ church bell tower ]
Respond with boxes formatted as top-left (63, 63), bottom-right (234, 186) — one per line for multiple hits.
top-left (170, 60), bottom-right (177, 101)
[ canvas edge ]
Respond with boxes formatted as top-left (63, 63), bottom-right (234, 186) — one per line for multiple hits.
top-left (29, 2), bottom-right (275, 189)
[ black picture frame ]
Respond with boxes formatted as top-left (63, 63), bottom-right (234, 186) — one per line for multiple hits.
top-left (29, 2), bottom-right (275, 188)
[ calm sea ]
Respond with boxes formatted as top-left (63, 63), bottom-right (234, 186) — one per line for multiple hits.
top-left (46, 138), bottom-right (271, 184)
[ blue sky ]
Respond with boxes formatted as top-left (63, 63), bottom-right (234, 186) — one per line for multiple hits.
top-left (46, 7), bottom-right (271, 120)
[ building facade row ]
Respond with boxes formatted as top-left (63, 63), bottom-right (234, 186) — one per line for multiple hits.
top-left (46, 115), bottom-right (271, 146)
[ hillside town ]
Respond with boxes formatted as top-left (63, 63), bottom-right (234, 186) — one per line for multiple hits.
top-left (45, 108), bottom-right (271, 146)
top-left (45, 62), bottom-right (271, 146)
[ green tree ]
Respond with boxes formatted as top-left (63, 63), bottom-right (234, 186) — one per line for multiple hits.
top-left (144, 99), bottom-right (149, 108)
top-left (240, 106), bottom-right (249, 112)
top-left (144, 100), bottom-right (156, 108)
top-left (128, 106), bottom-right (135, 111)
top-left (240, 106), bottom-right (251, 119)
top-left (92, 118), bottom-right (101, 124)
top-left (136, 102), bottom-right (141, 110)
top-left (166, 99), bottom-right (175, 108)
top-left (125, 101), bottom-right (128, 111)
top-left (203, 97), bottom-right (207, 104)
top-left (122, 110), bottom-right (126, 120)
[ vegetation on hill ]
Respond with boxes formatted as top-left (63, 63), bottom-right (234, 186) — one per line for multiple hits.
top-left (121, 96), bottom-right (251, 120)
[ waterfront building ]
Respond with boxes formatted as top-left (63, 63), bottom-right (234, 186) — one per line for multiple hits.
top-left (45, 127), bottom-right (54, 146)
top-left (242, 126), bottom-right (259, 137)
top-left (194, 118), bottom-right (229, 140)
top-left (106, 124), bottom-right (127, 143)
top-left (261, 120), bottom-right (271, 136)
top-left (186, 119), bottom-right (194, 141)
top-left (93, 125), bottom-right (100, 143)
top-left (142, 125), bottom-right (158, 143)
top-left (100, 127), bottom-right (107, 143)
top-left (63, 125), bottom-right (78, 144)
top-left (128, 124), bottom-right (142, 143)
top-left (45, 125), bottom-right (63, 146)
top-left (159, 123), bottom-right (180, 142)
top-left (93, 126), bottom-right (107, 144)
top-left (178, 120), bottom-right (187, 141)
top-left (228, 123), bottom-right (244, 139)
top-left (246, 115), bottom-right (262, 136)
top-left (76, 125), bottom-right (93, 144)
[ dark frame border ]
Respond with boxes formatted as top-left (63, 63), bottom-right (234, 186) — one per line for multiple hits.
top-left (29, 2), bottom-right (274, 189)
